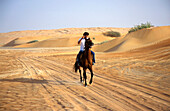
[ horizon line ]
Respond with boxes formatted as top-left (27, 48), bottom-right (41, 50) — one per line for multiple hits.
top-left (1, 25), bottom-right (169, 34)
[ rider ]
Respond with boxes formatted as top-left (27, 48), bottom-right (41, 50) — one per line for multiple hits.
top-left (77, 32), bottom-right (95, 66)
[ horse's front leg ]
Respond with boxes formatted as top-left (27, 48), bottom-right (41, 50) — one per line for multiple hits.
top-left (89, 66), bottom-right (93, 84)
top-left (83, 68), bottom-right (87, 87)
top-left (79, 68), bottom-right (83, 82)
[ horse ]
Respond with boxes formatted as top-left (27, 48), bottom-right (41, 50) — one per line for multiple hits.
top-left (74, 38), bottom-right (94, 87)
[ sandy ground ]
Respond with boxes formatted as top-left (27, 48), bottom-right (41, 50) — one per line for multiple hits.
top-left (0, 40), bottom-right (170, 111)
top-left (0, 26), bottom-right (170, 111)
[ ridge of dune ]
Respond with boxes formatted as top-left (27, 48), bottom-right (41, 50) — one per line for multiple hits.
top-left (94, 26), bottom-right (170, 52)
top-left (0, 37), bottom-right (18, 46)
top-left (3, 35), bottom-right (54, 47)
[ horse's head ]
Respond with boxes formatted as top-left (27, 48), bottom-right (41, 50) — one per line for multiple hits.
top-left (85, 38), bottom-right (94, 49)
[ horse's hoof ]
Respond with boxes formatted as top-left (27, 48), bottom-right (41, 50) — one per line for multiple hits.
top-left (89, 80), bottom-right (92, 84)
top-left (85, 84), bottom-right (87, 87)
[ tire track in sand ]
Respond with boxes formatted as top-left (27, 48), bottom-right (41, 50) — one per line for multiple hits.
top-left (25, 56), bottom-right (170, 111)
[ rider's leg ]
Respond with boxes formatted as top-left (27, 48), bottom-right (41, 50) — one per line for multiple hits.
top-left (76, 51), bottom-right (81, 62)
top-left (91, 50), bottom-right (95, 63)
top-left (77, 51), bottom-right (83, 65)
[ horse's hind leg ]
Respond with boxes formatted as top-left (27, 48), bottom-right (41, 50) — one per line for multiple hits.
top-left (89, 67), bottom-right (93, 84)
top-left (83, 69), bottom-right (87, 86)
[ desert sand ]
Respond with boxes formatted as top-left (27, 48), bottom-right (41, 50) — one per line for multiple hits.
top-left (94, 26), bottom-right (170, 52)
top-left (0, 27), bottom-right (129, 47)
top-left (0, 26), bottom-right (170, 111)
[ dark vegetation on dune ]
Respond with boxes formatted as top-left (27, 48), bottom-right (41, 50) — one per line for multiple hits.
top-left (27, 40), bottom-right (39, 44)
top-left (103, 31), bottom-right (121, 37)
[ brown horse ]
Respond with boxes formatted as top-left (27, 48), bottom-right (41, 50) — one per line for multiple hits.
top-left (74, 38), bottom-right (94, 87)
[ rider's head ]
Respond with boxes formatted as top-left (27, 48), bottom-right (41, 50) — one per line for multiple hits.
top-left (83, 32), bottom-right (89, 38)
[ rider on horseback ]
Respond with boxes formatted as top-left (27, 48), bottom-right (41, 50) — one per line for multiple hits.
top-left (77, 32), bottom-right (95, 66)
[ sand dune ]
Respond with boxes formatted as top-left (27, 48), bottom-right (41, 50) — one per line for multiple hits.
top-left (14, 33), bottom-right (115, 48)
top-left (3, 26), bottom-right (170, 50)
top-left (1, 27), bottom-right (130, 47)
top-left (0, 37), bottom-right (18, 46)
top-left (15, 37), bottom-right (80, 47)
top-left (0, 27), bottom-right (129, 38)
top-left (3, 36), bottom-right (54, 47)
top-left (94, 26), bottom-right (170, 52)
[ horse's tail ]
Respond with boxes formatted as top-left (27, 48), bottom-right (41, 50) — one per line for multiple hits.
top-left (73, 61), bottom-right (78, 73)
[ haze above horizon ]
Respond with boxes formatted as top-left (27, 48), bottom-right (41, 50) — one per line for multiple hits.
top-left (0, 0), bottom-right (170, 33)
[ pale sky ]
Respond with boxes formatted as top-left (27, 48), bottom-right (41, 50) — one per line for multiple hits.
top-left (0, 0), bottom-right (170, 33)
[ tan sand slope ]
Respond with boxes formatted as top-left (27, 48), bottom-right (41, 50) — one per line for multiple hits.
top-left (1, 27), bottom-right (130, 47)
top-left (14, 33), bottom-right (115, 48)
top-left (0, 27), bottom-right (129, 38)
top-left (3, 35), bottom-right (54, 47)
top-left (0, 36), bottom-right (169, 110)
top-left (14, 37), bottom-right (80, 47)
top-left (94, 26), bottom-right (170, 52)
top-left (0, 37), bottom-right (18, 46)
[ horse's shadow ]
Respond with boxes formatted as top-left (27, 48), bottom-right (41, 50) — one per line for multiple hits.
top-left (0, 78), bottom-right (80, 85)
top-left (0, 78), bottom-right (49, 84)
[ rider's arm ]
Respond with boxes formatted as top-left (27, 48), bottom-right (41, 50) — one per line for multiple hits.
top-left (78, 36), bottom-right (84, 44)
